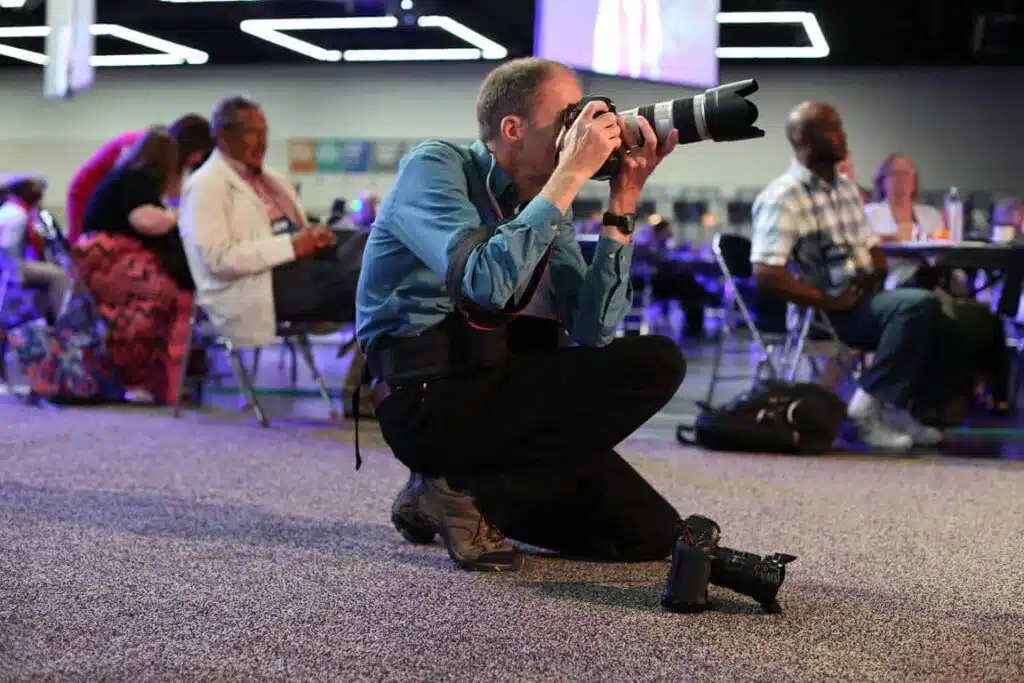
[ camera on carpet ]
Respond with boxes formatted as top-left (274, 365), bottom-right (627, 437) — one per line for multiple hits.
top-left (563, 79), bottom-right (765, 181)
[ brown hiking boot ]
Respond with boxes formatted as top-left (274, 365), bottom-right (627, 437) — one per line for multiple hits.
top-left (390, 472), bottom-right (439, 545)
top-left (421, 476), bottom-right (521, 572)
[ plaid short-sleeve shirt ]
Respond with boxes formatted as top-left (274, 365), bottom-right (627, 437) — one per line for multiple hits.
top-left (750, 160), bottom-right (876, 297)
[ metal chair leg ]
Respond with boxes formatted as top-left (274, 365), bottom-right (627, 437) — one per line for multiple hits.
top-left (171, 321), bottom-right (196, 418)
top-left (276, 339), bottom-right (298, 385)
top-left (293, 333), bottom-right (340, 422)
top-left (228, 345), bottom-right (269, 427)
top-left (250, 348), bottom-right (262, 383)
top-left (337, 336), bottom-right (358, 359)
top-left (289, 343), bottom-right (298, 386)
top-left (705, 325), bottom-right (727, 406)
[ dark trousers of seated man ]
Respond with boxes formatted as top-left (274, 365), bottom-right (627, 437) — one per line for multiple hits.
top-left (272, 251), bottom-right (356, 324)
top-left (829, 288), bottom-right (967, 410)
top-left (374, 334), bottom-right (686, 562)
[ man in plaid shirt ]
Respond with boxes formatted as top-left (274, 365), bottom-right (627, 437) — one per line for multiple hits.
top-left (750, 101), bottom-right (950, 452)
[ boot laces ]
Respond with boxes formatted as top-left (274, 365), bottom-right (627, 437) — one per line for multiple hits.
top-left (473, 516), bottom-right (508, 552)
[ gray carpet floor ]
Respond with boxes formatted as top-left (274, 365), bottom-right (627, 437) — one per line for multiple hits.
top-left (1, 403), bottom-right (1022, 683)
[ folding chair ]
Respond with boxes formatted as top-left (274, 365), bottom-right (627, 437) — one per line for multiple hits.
top-left (705, 233), bottom-right (791, 405)
top-left (171, 304), bottom-right (340, 427)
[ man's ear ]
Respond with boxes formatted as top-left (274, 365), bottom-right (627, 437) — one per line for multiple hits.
top-left (498, 115), bottom-right (525, 145)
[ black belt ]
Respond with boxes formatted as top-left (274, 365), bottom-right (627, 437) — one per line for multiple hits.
top-left (352, 315), bottom-right (508, 472)
top-left (365, 315), bottom-right (509, 385)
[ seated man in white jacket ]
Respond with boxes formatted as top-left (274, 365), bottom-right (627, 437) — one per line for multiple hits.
top-left (178, 95), bottom-right (355, 349)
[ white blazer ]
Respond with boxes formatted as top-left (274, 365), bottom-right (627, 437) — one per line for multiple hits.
top-left (178, 150), bottom-right (309, 348)
top-left (864, 202), bottom-right (953, 289)
top-left (864, 202), bottom-right (944, 241)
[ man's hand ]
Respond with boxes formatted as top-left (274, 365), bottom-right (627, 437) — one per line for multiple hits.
top-left (555, 100), bottom-right (622, 181)
top-left (291, 226), bottom-right (335, 259)
top-left (608, 115), bottom-right (679, 214)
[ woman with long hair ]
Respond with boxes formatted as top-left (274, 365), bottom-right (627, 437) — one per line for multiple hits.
top-left (73, 125), bottom-right (195, 404)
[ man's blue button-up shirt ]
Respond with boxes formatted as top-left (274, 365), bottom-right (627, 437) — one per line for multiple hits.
top-left (355, 139), bottom-right (635, 350)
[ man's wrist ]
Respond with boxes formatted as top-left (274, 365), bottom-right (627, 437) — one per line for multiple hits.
top-left (540, 168), bottom-right (590, 215)
top-left (608, 191), bottom-right (640, 216)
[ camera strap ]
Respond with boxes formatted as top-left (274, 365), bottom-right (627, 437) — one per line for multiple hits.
top-left (435, 141), bottom-right (552, 331)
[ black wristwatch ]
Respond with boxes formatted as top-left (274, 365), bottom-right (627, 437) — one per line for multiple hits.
top-left (602, 211), bottom-right (637, 236)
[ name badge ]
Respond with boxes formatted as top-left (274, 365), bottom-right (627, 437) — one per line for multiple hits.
top-left (271, 216), bottom-right (299, 235)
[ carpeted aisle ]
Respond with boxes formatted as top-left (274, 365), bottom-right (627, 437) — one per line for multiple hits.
top-left (0, 403), bottom-right (1021, 683)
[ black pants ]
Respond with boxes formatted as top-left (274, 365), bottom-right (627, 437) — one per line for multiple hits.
top-left (375, 335), bottom-right (687, 562)
top-left (272, 255), bottom-right (356, 324)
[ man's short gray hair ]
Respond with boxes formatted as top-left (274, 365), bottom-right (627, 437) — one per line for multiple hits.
top-left (476, 58), bottom-right (569, 141)
top-left (210, 94), bottom-right (261, 134)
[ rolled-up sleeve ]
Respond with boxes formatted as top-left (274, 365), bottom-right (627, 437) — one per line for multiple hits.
top-left (548, 230), bottom-right (633, 347)
top-left (751, 190), bottom-right (800, 266)
top-left (385, 141), bottom-right (561, 310)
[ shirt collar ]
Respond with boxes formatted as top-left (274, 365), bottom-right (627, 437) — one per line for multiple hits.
top-left (469, 140), bottom-right (516, 204)
top-left (224, 153), bottom-right (263, 180)
top-left (787, 159), bottom-right (839, 193)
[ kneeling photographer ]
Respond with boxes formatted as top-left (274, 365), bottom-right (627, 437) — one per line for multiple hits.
top-left (357, 57), bottom-right (687, 573)
top-left (357, 58), bottom-right (792, 612)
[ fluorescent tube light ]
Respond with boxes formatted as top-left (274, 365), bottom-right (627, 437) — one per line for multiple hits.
top-left (716, 11), bottom-right (830, 59)
top-left (0, 23), bottom-right (208, 66)
top-left (344, 48), bottom-right (482, 62)
top-left (416, 15), bottom-right (508, 59)
top-left (240, 14), bottom-right (508, 62)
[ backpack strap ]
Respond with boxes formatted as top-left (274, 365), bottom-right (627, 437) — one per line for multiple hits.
top-left (434, 140), bottom-right (553, 330)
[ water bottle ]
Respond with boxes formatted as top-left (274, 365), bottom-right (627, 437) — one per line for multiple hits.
top-left (944, 186), bottom-right (964, 243)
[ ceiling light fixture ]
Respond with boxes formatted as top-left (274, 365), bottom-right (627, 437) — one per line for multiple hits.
top-left (239, 14), bottom-right (508, 62)
top-left (0, 0), bottom-right (28, 8)
top-left (0, 23), bottom-right (209, 66)
top-left (716, 11), bottom-right (830, 59)
top-left (344, 48), bottom-right (482, 62)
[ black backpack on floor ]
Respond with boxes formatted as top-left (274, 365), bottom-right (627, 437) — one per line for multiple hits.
top-left (677, 380), bottom-right (847, 455)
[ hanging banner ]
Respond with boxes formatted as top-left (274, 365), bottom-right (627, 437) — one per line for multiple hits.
top-left (287, 138), bottom-right (318, 174)
top-left (288, 138), bottom-right (476, 174)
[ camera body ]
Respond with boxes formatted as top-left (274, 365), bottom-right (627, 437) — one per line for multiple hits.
top-left (562, 79), bottom-right (765, 182)
top-left (563, 96), bottom-right (622, 181)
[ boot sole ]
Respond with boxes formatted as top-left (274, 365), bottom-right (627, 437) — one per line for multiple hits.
top-left (451, 552), bottom-right (523, 572)
top-left (436, 528), bottom-right (522, 572)
top-left (391, 511), bottom-right (437, 546)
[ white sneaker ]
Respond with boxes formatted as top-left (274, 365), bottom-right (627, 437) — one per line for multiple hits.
top-left (884, 409), bottom-right (943, 446)
top-left (850, 412), bottom-right (915, 452)
top-left (847, 389), bottom-right (914, 452)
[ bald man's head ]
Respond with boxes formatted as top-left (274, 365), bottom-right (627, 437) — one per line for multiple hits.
top-left (785, 100), bottom-right (847, 169)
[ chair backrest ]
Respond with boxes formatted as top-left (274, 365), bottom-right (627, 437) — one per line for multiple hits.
top-left (712, 233), bottom-right (753, 279)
